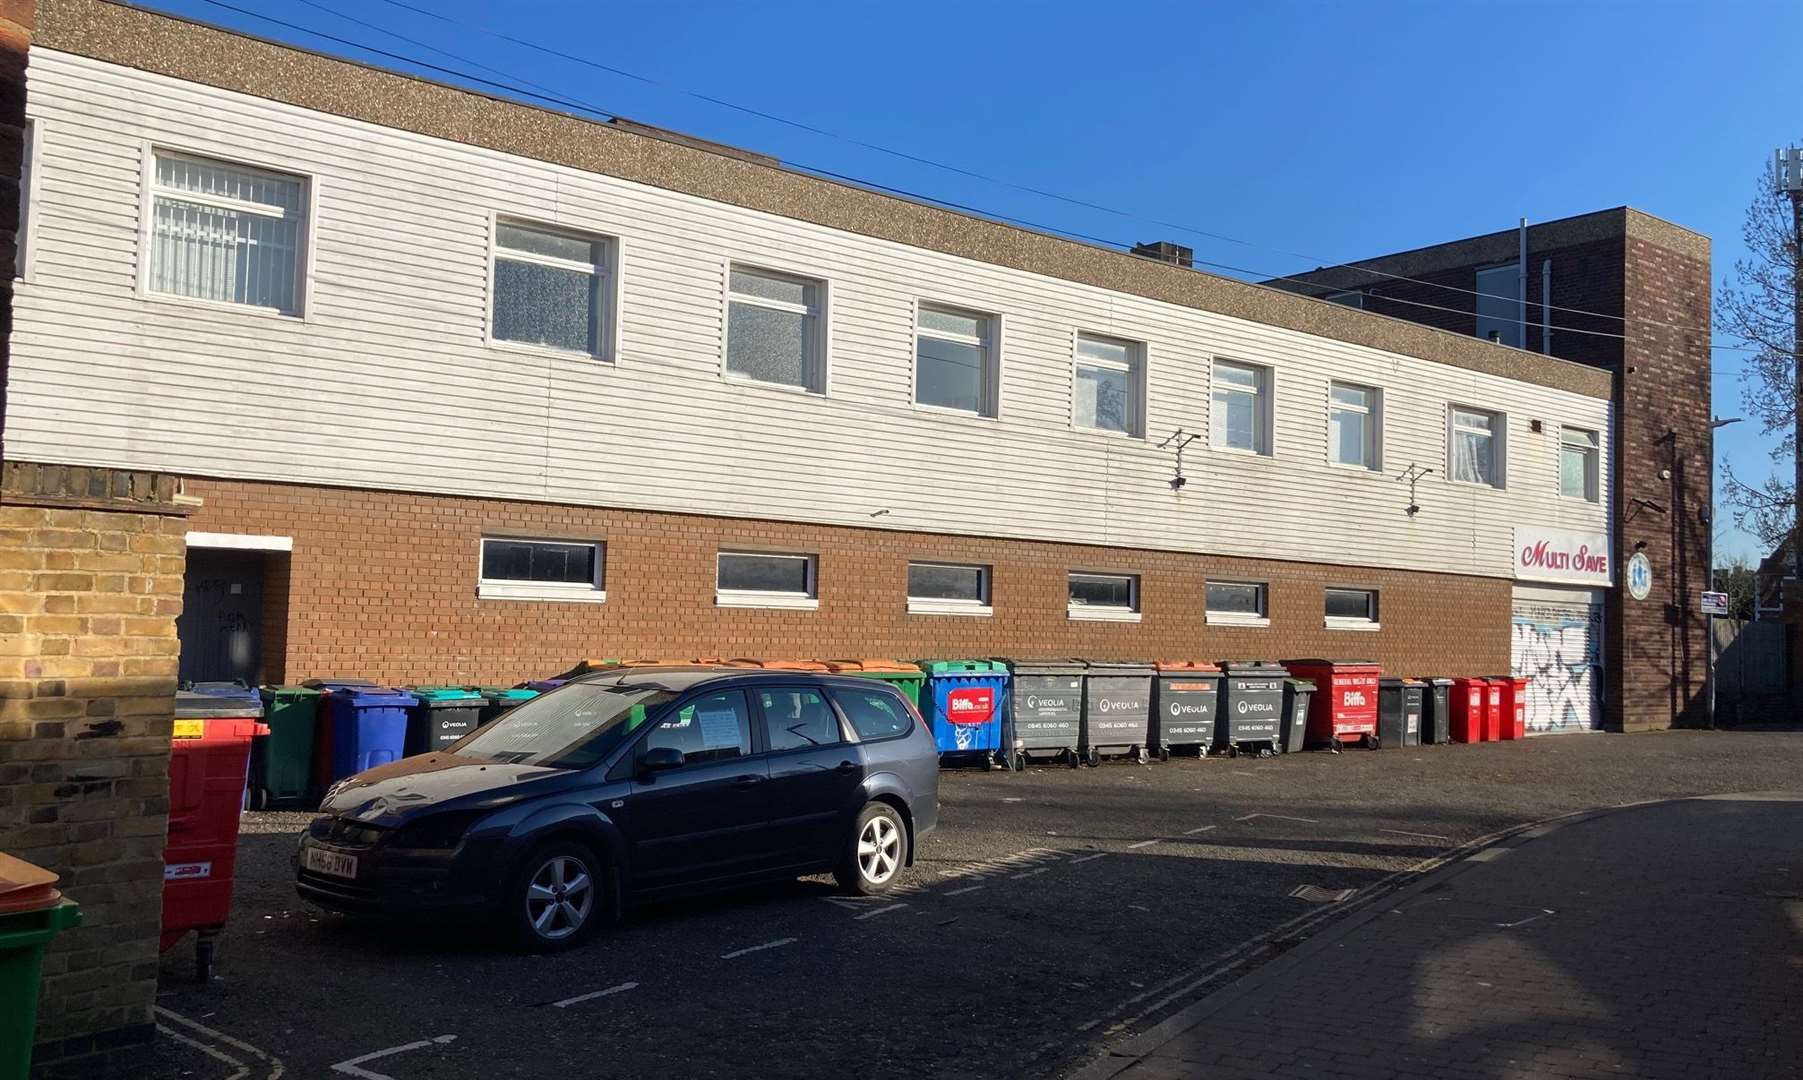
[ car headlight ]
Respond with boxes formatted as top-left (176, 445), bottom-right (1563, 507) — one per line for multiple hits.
top-left (390, 811), bottom-right (486, 850)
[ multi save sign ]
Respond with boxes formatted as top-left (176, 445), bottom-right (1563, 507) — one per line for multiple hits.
top-left (1513, 527), bottom-right (1612, 586)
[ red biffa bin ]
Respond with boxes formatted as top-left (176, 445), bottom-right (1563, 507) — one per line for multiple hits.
top-left (1282, 659), bottom-right (1382, 750)
top-left (162, 690), bottom-right (268, 981)
top-left (1495, 676), bottom-right (1529, 740)
top-left (1449, 678), bottom-right (1486, 743)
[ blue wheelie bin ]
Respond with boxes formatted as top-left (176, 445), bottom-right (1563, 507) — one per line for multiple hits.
top-left (303, 680), bottom-right (415, 786)
top-left (915, 660), bottom-right (1010, 770)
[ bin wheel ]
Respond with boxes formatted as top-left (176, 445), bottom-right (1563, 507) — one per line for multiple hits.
top-left (1009, 753), bottom-right (1025, 773)
top-left (1134, 747), bottom-right (1149, 765)
top-left (195, 933), bottom-right (216, 983)
top-left (248, 787), bottom-right (269, 812)
top-left (1066, 750), bottom-right (1081, 769)
top-left (1157, 747), bottom-right (1170, 763)
top-left (1086, 747), bottom-right (1101, 768)
top-left (1226, 745), bottom-right (1240, 759)
top-left (1329, 737), bottom-right (1343, 754)
top-left (984, 754), bottom-right (997, 772)
top-left (1364, 734), bottom-right (1381, 751)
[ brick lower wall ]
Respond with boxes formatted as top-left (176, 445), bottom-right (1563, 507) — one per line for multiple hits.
top-left (0, 463), bottom-right (191, 1066)
top-left (185, 477), bottom-right (1513, 685)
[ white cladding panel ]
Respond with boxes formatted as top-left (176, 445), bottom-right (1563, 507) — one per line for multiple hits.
top-left (8, 51), bottom-right (1613, 580)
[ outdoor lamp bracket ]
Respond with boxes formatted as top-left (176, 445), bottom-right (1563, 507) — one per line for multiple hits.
top-left (1395, 462), bottom-right (1433, 517)
top-left (1158, 428), bottom-right (1201, 491)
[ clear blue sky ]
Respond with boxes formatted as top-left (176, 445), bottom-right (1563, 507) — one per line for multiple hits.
top-left (136, 0), bottom-right (1798, 563)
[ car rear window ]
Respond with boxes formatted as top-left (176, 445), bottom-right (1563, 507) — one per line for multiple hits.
top-left (831, 686), bottom-right (913, 740)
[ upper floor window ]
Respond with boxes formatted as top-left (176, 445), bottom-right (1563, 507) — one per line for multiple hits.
top-left (1211, 360), bottom-right (1272, 455)
top-left (916, 303), bottom-right (998, 416)
top-left (727, 265), bottom-right (825, 392)
top-left (1073, 333), bottom-right (1144, 436)
top-left (492, 220), bottom-right (612, 357)
top-left (1329, 382), bottom-right (1380, 470)
top-left (15, 119), bottom-right (34, 279)
top-left (1474, 263), bottom-right (1523, 348)
top-left (1449, 406), bottom-right (1504, 488)
top-left (149, 151), bottom-right (306, 315)
top-left (478, 537), bottom-right (605, 602)
top-left (1560, 426), bottom-right (1600, 502)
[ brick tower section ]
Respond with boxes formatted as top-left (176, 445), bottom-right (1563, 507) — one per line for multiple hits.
top-left (1610, 234), bottom-right (1712, 730)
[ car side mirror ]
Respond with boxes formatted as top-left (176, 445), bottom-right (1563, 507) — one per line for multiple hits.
top-left (638, 746), bottom-right (684, 777)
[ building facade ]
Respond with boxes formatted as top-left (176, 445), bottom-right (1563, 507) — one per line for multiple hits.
top-left (0, 0), bottom-right (1706, 1063)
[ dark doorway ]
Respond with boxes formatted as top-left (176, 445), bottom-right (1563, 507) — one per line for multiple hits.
top-left (177, 548), bottom-right (264, 685)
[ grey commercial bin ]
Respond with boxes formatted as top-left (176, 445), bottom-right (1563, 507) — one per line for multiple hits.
top-left (1151, 662), bottom-right (1221, 760)
top-left (1216, 661), bottom-right (1288, 756)
top-left (1378, 678), bottom-right (1425, 749)
top-left (1280, 677), bottom-right (1314, 754)
top-left (1418, 677), bottom-right (1453, 745)
top-left (1000, 657), bottom-right (1085, 767)
top-left (1080, 660), bottom-right (1155, 765)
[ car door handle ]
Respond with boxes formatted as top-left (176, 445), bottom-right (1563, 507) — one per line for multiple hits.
top-left (731, 774), bottom-right (765, 786)
top-left (834, 761), bottom-right (857, 774)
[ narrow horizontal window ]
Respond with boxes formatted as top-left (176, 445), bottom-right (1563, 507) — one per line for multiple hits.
top-left (1324, 587), bottom-right (1378, 627)
top-left (916, 303), bottom-right (997, 416)
top-left (1329, 382), bottom-right (1380, 470)
top-left (148, 151), bottom-right (306, 314)
top-left (492, 219), bottom-right (611, 357)
top-left (1212, 360), bottom-right (1272, 455)
top-left (727, 266), bottom-right (824, 392)
top-left (478, 537), bottom-right (604, 602)
top-left (1206, 581), bottom-right (1267, 618)
top-left (1068, 571), bottom-right (1139, 621)
top-left (1560, 426), bottom-right (1600, 503)
top-left (907, 562), bottom-right (992, 615)
top-left (1074, 333), bottom-right (1144, 436)
top-left (717, 551), bottom-right (818, 609)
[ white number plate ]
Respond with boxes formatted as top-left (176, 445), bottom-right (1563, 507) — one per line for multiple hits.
top-left (304, 846), bottom-right (358, 880)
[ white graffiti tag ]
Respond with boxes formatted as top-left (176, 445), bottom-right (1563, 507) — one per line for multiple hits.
top-left (1511, 604), bottom-right (1603, 734)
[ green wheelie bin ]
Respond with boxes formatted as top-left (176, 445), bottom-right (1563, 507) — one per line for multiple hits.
top-left (819, 660), bottom-right (925, 711)
top-left (0, 854), bottom-right (81, 1080)
top-left (250, 685), bottom-right (321, 810)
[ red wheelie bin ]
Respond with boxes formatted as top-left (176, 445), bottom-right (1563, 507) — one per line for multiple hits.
top-left (162, 690), bottom-right (268, 981)
top-left (1449, 678), bottom-right (1486, 743)
top-left (1495, 676), bottom-right (1530, 739)
top-left (1480, 677), bottom-right (1506, 742)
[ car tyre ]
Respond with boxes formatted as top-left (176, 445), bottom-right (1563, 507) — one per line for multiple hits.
top-left (508, 841), bottom-right (604, 952)
top-left (835, 802), bottom-right (909, 896)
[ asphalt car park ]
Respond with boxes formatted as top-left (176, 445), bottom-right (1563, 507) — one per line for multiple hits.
top-left (143, 729), bottom-right (1803, 1080)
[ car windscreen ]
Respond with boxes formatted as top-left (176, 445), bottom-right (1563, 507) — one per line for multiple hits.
top-left (448, 684), bottom-right (677, 769)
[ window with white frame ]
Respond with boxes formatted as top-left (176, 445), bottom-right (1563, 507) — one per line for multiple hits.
top-left (492, 220), bottom-right (612, 356)
top-left (478, 537), bottom-right (605, 602)
top-left (1211, 360), bottom-right (1271, 454)
top-left (15, 119), bottom-right (33, 279)
top-left (1073, 333), bottom-right (1143, 436)
top-left (716, 551), bottom-right (818, 609)
top-left (148, 151), bottom-right (306, 314)
top-left (726, 265), bottom-right (825, 392)
top-left (1328, 381), bottom-right (1380, 470)
top-left (1205, 580), bottom-right (1268, 625)
top-left (1324, 587), bottom-right (1379, 629)
top-left (1068, 571), bottom-right (1140, 620)
top-left (906, 561), bottom-right (992, 616)
top-left (1448, 406), bottom-right (1504, 488)
top-left (916, 304), bottom-right (997, 416)
top-left (1475, 263), bottom-right (1523, 347)
top-left (1560, 426), bottom-right (1600, 502)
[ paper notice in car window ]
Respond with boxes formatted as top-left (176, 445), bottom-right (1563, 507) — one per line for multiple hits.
top-left (696, 707), bottom-right (741, 749)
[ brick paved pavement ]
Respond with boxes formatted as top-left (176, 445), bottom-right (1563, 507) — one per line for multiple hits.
top-left (1079, 792), bottom-right (1803, 1080)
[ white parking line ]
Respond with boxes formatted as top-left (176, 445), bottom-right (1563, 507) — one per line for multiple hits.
top-left (1183, 825), bottom-right (1218, 835)
top-left (1068, 853), bottom-right (1106, 865)
top-left (550, 982), bottom-right (638, 1009)
top-left (156, 1024), bottom-right (248, 1080)
top-left (853, 903), bottom-right (908, 920)
top-left (1127, 839), bottom-right (1162, 850)
top-left (944, 884), bottom-right (984, 896)
top-left (331, 1035), bottom-right (456, 1080)
top-left (1012, 866), bottom-right (1050, 880)
top-left (1380, 828), bottom-right (1452, 841)
top-left (721, 938), bottom-right (796, 959)
top-left (155, 1007), bottom-right (284, 1079)
top-left (1234, 813), bottom-right (1318, 824)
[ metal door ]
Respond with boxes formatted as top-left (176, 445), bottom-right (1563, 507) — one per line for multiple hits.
top-left (1510, 597), bottom-right (1603, 734)
top-left (176, 549), bottom-right (263, 686)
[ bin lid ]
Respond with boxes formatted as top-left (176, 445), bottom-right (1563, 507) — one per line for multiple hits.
top-left (1154, 660), bottom-right (1220, 674)
top-left (174, 689), bottom-right (266, 718)
top-left (1284, 677), bottom-right (1317, 690)
top-left (302, 678), bottom-right (379, 690)
top-left (181, 683), bottom-right (265, 712)
top-left (819, 659), bottom-right (922, 675)
top-left (1417, 677), bottom-right (1456, 687)
top-left (993, 657), bottom-right (1085, 675)
top-left (1219, 660), bottom-right (1289, 676)
top-left (1078, 660), bottom-right (1156, 676)
top-left (913, 659), bottom-right (1007, 675)
top-left (519, 678), bottom-right (569, 691)
top-left (477, 687), bottom-right (539, 702)
top-left (409, 686), bottom-right (486, 706)
top-left (259, 684), bottom-right (321, 700)
top-left (1282, 659), bottom-right (1381, 669)
top-left (322, 685), bottom-right (417, 707)
top-left (722, 659), bottom-right (832, 671)
top-left (0, 852), bottom-right (62, 914)
top-left (185, 679), bottom-right (251, 692)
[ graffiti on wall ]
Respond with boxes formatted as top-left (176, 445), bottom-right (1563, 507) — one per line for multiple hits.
top-left (1510, 603), bottom-right (1603, 734)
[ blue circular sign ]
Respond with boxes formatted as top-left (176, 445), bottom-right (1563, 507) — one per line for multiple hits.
top-left (1626, 552), bottom-right (1653, 601)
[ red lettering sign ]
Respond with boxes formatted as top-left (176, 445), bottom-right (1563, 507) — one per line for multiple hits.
top-left (946, 687), bottom-right (995, 724)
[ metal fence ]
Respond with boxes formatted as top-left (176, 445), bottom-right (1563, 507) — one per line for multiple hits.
top-left (1714, 618), bottom-right (1790, 725)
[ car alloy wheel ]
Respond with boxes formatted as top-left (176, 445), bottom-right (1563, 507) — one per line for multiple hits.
top-left (858, 814), bottom-right (902, 887)
top-left (524, 853), bottom-right (595, 942)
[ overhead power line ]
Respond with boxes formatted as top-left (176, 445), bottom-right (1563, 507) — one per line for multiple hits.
top-left (187, 0), bottom-right (1769, 365)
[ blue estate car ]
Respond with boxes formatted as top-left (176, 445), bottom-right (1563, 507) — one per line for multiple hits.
top-left (296, 667), bottom-right (940, 949)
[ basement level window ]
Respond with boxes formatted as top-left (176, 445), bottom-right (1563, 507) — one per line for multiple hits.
top-left (1324, 587), bottom-right (1379, 630)
top-left (1206, 580), bottom-right (1269, 627)
top-left (716, 551), bottom-right (819, 610)
top-left (1068, 571), bottom-right (1140, 622)
top-left (478, 537), bottom-right (605, 603)
top-left (907, 561), bottom-right (993, 617)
